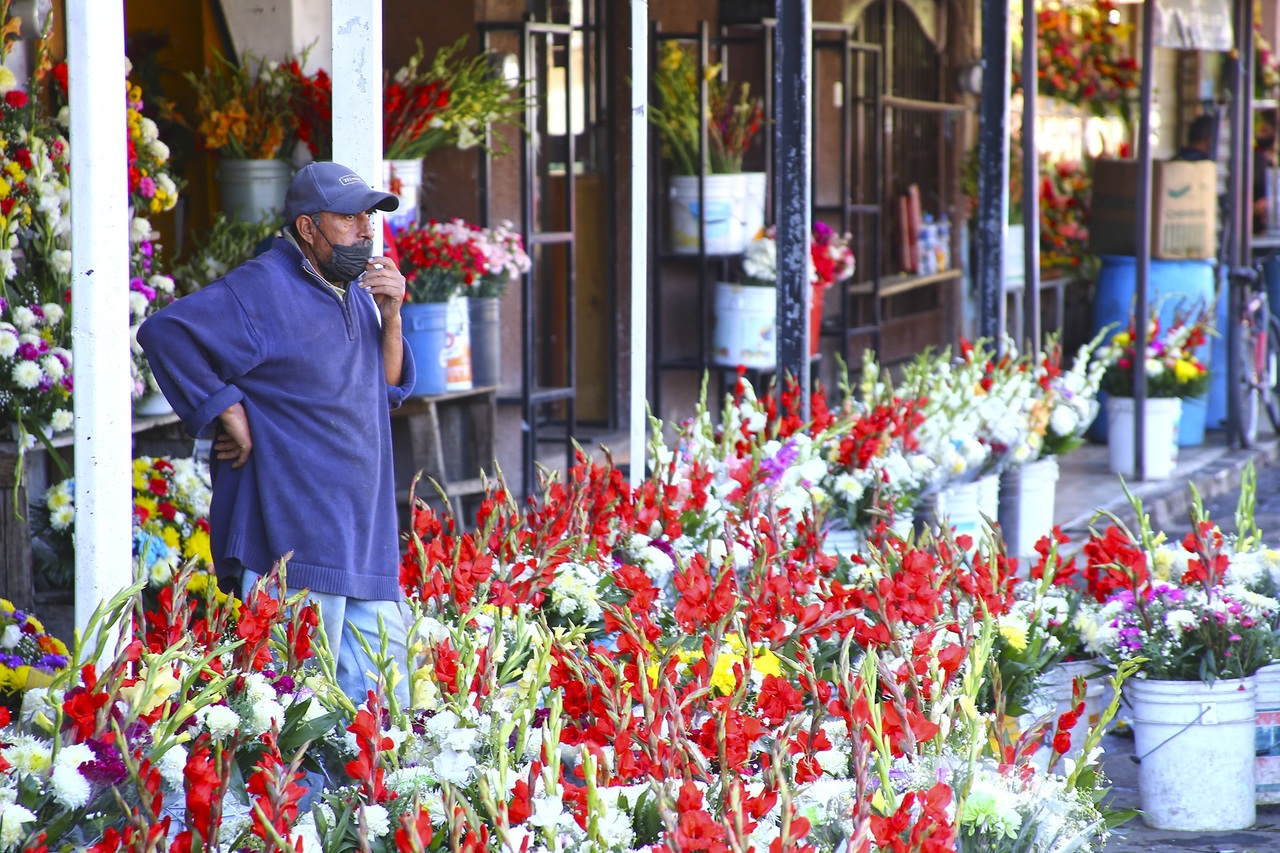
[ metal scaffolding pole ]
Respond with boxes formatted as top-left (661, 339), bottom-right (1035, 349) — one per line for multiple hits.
top-left (1131, 0), bottom-right (1156, 481)
top-left (977, 0), bottom-right (1011, 346)
top-left (1021, 0), bottom-right (1040, 352)
top-left (630, 0), bottom-right (649, 486)
top-left (774, 0), bottom-right (812, 411)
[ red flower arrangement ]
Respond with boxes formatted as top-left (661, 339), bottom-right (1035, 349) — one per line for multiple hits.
top-left (1014, 0), bottom-right (1139, 118)
top-left (283, 58), bottom-right (332, 160)
top-left (392, 219), bottom-right (487, 302)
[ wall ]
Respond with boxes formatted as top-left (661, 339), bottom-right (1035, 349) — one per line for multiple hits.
top-left (219, 0), bottom-right (330, 69)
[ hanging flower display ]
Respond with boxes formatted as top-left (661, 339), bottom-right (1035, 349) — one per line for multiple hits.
top-left (1013, 0), bottom-right (1139, 119)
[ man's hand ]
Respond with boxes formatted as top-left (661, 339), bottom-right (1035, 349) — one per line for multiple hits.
top-left (215, 402), bottom-right (253, 468)
top-left (361, 256), bottom-right (406, 323)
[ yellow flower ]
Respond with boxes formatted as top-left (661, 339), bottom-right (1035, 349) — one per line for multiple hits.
top-left (753, 647), bottom-right (783, 680)
top-left (710, 650), bottom-right (745, 695)
top-left (134, 495), bottom-right (158, 519)
top-left (1152, 548), bottom-right (1174, 581)
top-left (120, 664), bottom-right (182, 715)
top-left (996, 615), bottom-right (1029, 652)
top-left (184, 529), bottom-right (213, 568)
top-left (1113, 331), bottom-right (1131, 347)
top-left (161, 526), bottom-right (180, 551)
top-left (1174, 359), bottom-right (1202, 383)
top-left (0, 180), bottom-right (10, 201)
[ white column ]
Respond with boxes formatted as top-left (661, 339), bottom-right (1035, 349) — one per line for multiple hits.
top-left (629, 0), bottom-right (649, 487)
top-left (67, 2), bottom-right (132, 632)
top-left (331, 0), bottom-right (384, 252)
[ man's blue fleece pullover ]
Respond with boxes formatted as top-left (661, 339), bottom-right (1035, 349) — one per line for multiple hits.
top-left (137, 237), bottom-right (415, 600)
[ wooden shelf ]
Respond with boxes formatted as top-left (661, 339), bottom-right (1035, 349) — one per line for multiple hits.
top-left (0, 411), bottom-right (183, 455)
top-left (848, 268), bottom-right (962, 299)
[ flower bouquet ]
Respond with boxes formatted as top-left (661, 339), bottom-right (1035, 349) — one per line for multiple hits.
top-left (1014, 0), bottom-right (1139, 118)
top-left (384, 37), bottom-right (526, 160)
top-left (1035, 331), bottom-right (1108, 460)
top-left (650, 41), bottom-right (764, 175)
top-left (393, 219), bottom-right (487, 303)
top-left (0, 298), bottom-right (72, 444)
top-left (283, 55), bottom-right (332, 161)
top-left (128, 235), bottom-right (177, 401)
top-left (0, 598), bottom-right (69, 713)
top-left (181, 51), bottom-right (297, 160)
top-left (131, 456), bottom-right (214, 586)
top-left (469, 220), bottom-right (530, 298)
top-left (1099, 305), bottom-right (1212, 399)
top-left (126, 73), bottom-right (180, 217)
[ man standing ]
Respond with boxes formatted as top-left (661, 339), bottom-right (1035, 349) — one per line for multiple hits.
top-left (138, 161), bottom-right (416, 706)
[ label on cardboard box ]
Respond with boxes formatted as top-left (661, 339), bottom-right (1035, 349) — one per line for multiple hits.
top-left (1087, 158), bottom-right (1217, 259)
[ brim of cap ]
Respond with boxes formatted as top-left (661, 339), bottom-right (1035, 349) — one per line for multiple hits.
top-left (326, 184), bottom-right (400, 215)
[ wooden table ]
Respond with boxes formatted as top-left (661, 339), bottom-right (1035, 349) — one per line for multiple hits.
top-left (390, 386), bottom-right (497, 519)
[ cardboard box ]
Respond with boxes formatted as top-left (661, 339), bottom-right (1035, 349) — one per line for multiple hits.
top-left (1088, 158), bottom-right (1217, 259)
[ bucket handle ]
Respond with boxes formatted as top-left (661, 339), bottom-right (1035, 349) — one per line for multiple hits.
top-left (1129, 704), bottom-right (1213, 764)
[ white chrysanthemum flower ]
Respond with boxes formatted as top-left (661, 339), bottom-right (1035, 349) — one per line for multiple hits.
top-left (11, 306), bottom-right (36, 331)
top-left (0, 331), bottom-right (17, 359)
top-left (128, 290), bottom-right (150, 320)
top-left (50, 504), bottom-right (75, 531)
top-left (149, 274), bottom-right (175, 295)
top-left (39, 354), bottom-right (64, 383)
top-left (50, 756), bottom-right (93, 808)
top-left (197, 705), bottom-right (241, 738)
top-left (50, 249), bottom-right (72, 278)
top-left (0, 802), bottom-right (37, 848)
top-left (157, 743), bottom-right (187, 790)
top-left (130, 217), bottom-right (153, 243)
top-left (2, 735), bottom-right (52, 774)
top-left (50, 409), bottom-right (72, 432)
top-left (139, 116), bottom-right (159, 143)
top-left (149, 139), bottom-right (171, 163)
top-left (362, 804), bottom-right (391, 838)
top-left (248, 698), bottom-right (285, 735)
top-left (12, 360), bottom-right (42, 389)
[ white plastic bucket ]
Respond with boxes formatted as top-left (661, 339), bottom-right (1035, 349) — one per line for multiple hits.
top-left (1106, 396), bottom-right (1181, 479)
top-left (1256, 663), bottom-right (1280, 803)
top-left (997, 456), bottom-right (1059, 561)
top-left (932, 475), bottom-right (1000, 548)
top-left (668, 174), bottom-right (749, 254)
top-left (741, 172), bottom-right (767, 242)
top-left (713, 282), bottom-right (776, 368)
top-left (383, 158), bottom-right (423, 235)
top-left (822, 528), bottom-right (863, 558)
top-left (443, 294), bottom-right (472, 391)
top-left (1129, 676), bottom-right (1257, 830)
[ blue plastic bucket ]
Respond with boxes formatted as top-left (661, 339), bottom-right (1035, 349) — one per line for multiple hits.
top-left (402, 302), bottom-right (449, 396)
top-left (1089, 255), bottom-right (1216, 445)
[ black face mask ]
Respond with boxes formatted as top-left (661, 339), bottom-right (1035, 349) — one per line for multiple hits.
top-left (310, 216), bottom-right (373, 283)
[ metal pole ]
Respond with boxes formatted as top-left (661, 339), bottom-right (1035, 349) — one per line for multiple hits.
top-left (977, 0), bottom-right (1012, 345)
top-left (331, 0), bottom-right (385, 254)
top-left (1225, 0), bottom-right (1249, 445)
top-left (774, 0), bottom-right (812, 412)
top-left (69, 1), bottom-right (132, 633)
top-left (1021, 0), bottom-right (1040, 352)
top-left (1132, 0), bottom-right (1157, 481)
top-left (630, 0), bottom-right (649, 486)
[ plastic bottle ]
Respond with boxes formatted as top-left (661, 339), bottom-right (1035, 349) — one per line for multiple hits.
top-left (919, 216), bottom-right (937, 276)
top-left (937, 215), bottom-right (951, 271)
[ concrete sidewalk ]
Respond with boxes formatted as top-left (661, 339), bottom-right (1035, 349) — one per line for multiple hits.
top-left (1055, 430), bottom-right (1280, 542)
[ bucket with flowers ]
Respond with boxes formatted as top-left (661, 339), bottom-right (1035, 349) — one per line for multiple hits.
top-left (393, 220), bottom-right (487, 395)
top-left (650, 41), bottom-right (765, 254)
top-left (383, 38), bottom-right (526, 235)
top-left (181, 51), bottom-right (298, 222)
top-left (1098, 304), bottom-right (1211, 478)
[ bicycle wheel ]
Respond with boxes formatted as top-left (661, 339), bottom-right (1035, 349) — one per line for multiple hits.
top-left (1267, 313), bottom-right (1280, 434)
top-left (1232, 316), bottom-right (1261, 448)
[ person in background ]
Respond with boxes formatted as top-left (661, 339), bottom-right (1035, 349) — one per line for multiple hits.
top-left (1254, 112), bottom-right (1278, 235)
top-left (1175, 114), bottom-right (1215, 162)
top-left (138, 161), bottom-right (416, 707)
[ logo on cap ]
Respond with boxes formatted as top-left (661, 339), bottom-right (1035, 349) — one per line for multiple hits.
top-left (339, 174), bottom-right (362, 186)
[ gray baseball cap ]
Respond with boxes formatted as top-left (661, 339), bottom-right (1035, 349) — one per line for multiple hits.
top-left (283, 161), bottom-right (399, 223)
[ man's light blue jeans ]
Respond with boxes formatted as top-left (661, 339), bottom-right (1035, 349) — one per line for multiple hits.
top-left (240, 569), bottom-right (411, 708)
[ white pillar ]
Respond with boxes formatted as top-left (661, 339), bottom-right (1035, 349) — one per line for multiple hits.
top-left (629, 0), bottom-right (649, 487)
top-left (331, 0), bottom-right (384, 252)
top-left (67, 2), bottom-right (132, 632)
